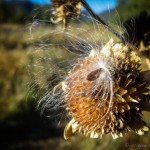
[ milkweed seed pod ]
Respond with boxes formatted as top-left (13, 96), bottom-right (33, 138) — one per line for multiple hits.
top-left (51, 0), bottom-right (82, 29)
top-left (63, 39), bottom-right (150, 140)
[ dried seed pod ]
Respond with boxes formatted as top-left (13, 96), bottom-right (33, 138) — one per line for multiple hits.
top-left (63, 39), bottom-right (150, 139)
top-left (51, 0), bottom-right (82, 29)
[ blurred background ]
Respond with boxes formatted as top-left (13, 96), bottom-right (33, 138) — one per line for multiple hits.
top-left (0, 0), bottom-right (150, 150)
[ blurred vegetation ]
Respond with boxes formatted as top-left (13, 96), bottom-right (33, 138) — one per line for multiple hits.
top-left (0, 0), bottom-right (150, 150)
top-left (0, 1), bottom-right (32, 23)
top-left (115, 0), bottom-right (150, 21)
top-left (0, 1), bottom-right (52, 23)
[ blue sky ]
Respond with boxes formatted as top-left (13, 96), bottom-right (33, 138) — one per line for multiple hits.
top-left (29, 0), bottom-right (117, 13)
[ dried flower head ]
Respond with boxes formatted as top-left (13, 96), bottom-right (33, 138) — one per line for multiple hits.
top-left (51, 0), bottom-right (82, 29)
top-left (63, 39), bottom-right (149, 140)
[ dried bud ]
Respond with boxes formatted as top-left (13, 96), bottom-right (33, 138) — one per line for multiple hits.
top-left (51, 0), bottom-right (82, 29)
top-left (63, 39), bottom-right (150, 139)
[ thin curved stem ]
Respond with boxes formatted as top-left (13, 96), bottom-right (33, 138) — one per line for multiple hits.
top-left (81, 0), bottom-right (125, 42)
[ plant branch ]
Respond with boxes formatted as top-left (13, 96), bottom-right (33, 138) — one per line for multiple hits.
top-left (81, 0), bottom-right (125, 42)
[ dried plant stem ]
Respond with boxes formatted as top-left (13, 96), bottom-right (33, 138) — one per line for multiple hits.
top-left (81, 0), bottom-right (125, 42)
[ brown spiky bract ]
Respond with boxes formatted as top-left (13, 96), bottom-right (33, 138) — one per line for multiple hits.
top-left (64, 40), bottom-right (149, 140)
top-left (51, 0), bottom-right (82, 29)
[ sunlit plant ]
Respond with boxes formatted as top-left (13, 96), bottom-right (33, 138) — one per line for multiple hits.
top-left (30, 0), bottom-right (150, 140)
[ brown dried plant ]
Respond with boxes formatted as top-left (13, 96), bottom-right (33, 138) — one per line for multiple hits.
top-left (38, 0), bottom-right (150, 140)
top-left (62, 39), bottom-right (150, 139)
top-left (51, 0), bottom-right (82, 29)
